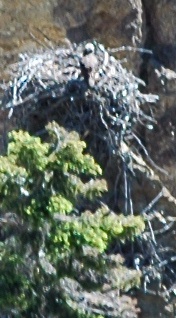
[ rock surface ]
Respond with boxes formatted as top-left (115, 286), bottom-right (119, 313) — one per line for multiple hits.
top-left (142, 0), bottom-right (176, 69)
top-left (0, 0), bottom-right (176, 317)
top-left (140, 0), bottom-right (176, 200)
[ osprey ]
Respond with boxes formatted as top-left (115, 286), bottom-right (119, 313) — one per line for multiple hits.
top-left (80, 43), bottom-right (98, 87)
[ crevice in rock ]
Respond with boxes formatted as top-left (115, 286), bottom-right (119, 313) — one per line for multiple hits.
top-left (67, 24), bottom-right (90, 43)
top-left (139, 0), bottom-right (155, 88)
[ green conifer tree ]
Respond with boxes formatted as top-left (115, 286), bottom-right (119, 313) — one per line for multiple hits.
top-left (0, 122), bottom-right (144, 317)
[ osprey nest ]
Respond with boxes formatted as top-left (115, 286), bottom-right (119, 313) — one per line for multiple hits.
top-left (1, 41), bottom-right (158, 160)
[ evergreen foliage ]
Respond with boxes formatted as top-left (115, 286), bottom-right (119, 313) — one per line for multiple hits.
top-left (0, 122), bottom-right (145, 317)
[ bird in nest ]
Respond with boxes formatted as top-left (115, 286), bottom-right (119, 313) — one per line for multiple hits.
top-left (80, 43), bottom-right (98, 88)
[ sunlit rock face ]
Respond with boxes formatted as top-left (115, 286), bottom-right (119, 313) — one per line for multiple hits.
top-left (0, 0), bottom-right (144, 75)
top-left (0, 0), bottom-right (67, 76)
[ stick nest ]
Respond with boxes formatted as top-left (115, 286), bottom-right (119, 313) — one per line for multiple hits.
top-left (1, 41), bottom-right (158, 161)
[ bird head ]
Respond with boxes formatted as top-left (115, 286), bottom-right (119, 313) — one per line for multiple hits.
top-left (83, 43), bottom-right (95, 56)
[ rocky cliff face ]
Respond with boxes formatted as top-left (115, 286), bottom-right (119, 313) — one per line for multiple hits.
top-left (0, 1), bottom-right (176, 317)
